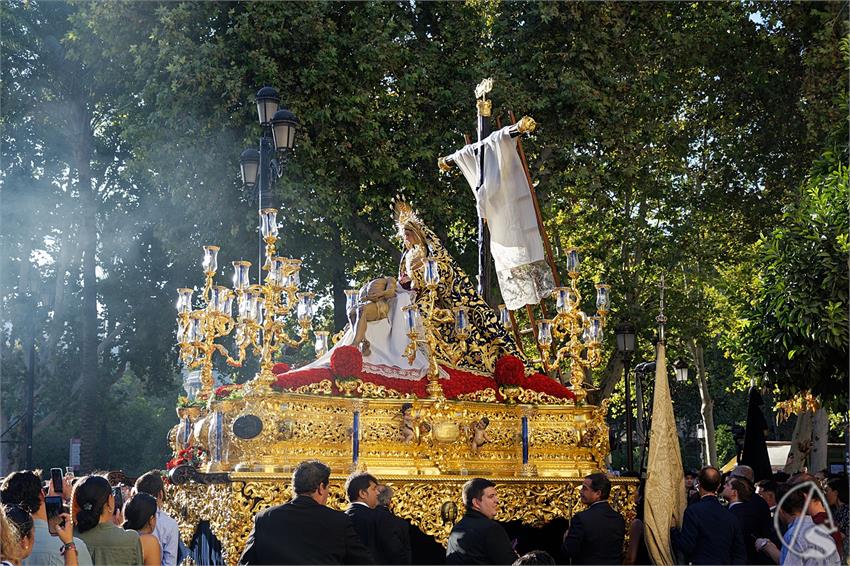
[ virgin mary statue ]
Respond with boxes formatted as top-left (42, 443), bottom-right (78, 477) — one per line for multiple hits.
top-left (292, 202), bottom-right (524, 381)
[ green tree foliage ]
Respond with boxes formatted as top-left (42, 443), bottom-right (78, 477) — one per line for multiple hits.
top-left (2, 0), bottom-right (845, 474)
top-left (735, 150), bottom-right (849, 408)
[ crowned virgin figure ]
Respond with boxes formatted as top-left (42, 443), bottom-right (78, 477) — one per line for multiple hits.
top-left (291, 201), bottom-right (524, 382)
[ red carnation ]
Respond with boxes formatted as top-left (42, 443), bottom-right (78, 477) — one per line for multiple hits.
top-left (494, 355), bottom-right (525, 386)
top-left (272, 362), bottom-right (291, 375)
top-left (330, 346), bottom-right (363, 378)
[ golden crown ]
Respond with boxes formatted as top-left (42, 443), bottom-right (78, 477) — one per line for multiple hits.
top-left (392, 198), bottom-right (421, 229)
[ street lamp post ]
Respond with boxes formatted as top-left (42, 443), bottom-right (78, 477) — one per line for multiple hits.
top-left (696, 422), bottom-right (706, 467)
top-left (673, 358), bottom-right (688, 383)
top-left (615, 321), bottom-right (637, 471)
top-left (239, 87), bottom-right (299, 279)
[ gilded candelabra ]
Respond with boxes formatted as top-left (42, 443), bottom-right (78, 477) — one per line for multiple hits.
top-left (176, 208), bottom-right (314, 399)
top-left (536, 249), bottom-right (610, 402)
top-left (401, 256), bottom-right (470, 398)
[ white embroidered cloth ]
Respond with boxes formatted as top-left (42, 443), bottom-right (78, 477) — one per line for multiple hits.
top-left (449, 126), bottom-right (554, 310)
top-left (298, 290), bottom-right (446, 380)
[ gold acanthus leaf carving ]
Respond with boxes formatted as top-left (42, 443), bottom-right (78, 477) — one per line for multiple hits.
top-left (455, 388), bottom-right (499, 403)
top-left (359, 381), bottom-right (415, 399)
top-left (290, 379), bottom-right (334, 396)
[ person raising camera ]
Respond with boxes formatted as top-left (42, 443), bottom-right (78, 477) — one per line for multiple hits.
top-left (0, 470), bottom-right (91, 566)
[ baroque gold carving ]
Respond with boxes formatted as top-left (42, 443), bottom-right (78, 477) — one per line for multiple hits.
top-left (168, 475), bottom-right (638, 564)
top-left (455, 388), bottom-right (499, 403)
top-left (500, 386), bottom-right (572, 405)
top-left (291, 379), bottom-right (333, 395)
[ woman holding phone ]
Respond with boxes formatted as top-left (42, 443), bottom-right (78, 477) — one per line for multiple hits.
top-left (71, 476), bottom-right (141, 565)
top-left (0, 470), bottom-right (89, 566)
top-left (122, 493), bottom-right (162, 566)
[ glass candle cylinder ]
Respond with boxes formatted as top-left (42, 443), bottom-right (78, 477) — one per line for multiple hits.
top-left (190, 314), bottom-right (204, 343)
top-left (499, 304), bottom-right (511, 328)
top-left (297, 292), bottom-right (315, 323)
top-left (595, 283), bottom-right (610, 313)
top-left (286, 261), bottom-right (302, 289)
top-left (588, 315), bottom-right (602, 343)
top-left (259, 208), bottom-right (279, 239)
top-left (253, 298), bottom-right (265, 326)
top-left (202, 245), bottom-right (220, 274)
top-left (232, 261), bottom-right (252, 291)
top-left (177, 320), bottom-right (189, 345)
top-left (273, 257), bottom-right (290, 285)
top-left (537, 320), bottom-right (553, 346)
top-left (219, 290), bottom-right (234, 317)
top-left (176, 288), bottom-right (194, 314)
top-left (237, 294), bottom-right (249, 322)
top-left (454, 306), bottom-right (469, 338)
top-left (404, 306), bottom-right (420, 333)
top-left (566, 249), bottom-right (580, 275)
top-left (554, 287), bottom-right (572, 314)
top-left (345, 289), bottom-right (358, 313)
top-left (314, 331), bottom-right (329, 358)
top-left (423, 257), bottom-right (440, 287)
top-left (208, 286), bottom-right (225, 313)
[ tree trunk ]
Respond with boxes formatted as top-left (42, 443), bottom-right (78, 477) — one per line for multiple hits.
top-left (590, 354), bottom-right (624, 405)
top-left (73, 101), bottom-right (99, 473)
top-left (810, 407), bottom-right (828, 474)
top-left (689, 339), bottom-right (717, 466)
top-left (330, 227), bottom-right (349, 331)
top-left (45, 238), bottom-right (74, 378)
top-left (784, 410), bottom-right (813, 474)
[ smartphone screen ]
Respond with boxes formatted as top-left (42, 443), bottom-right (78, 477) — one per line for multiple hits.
top-left (45, 495), bottom-right (64, 535)
top-left (112, 486), bottom-right (124, 514)
top-left (50, 468), bottom-right (64, 494)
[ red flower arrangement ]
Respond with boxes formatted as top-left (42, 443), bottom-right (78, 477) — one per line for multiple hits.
top-left (330, 346), bottom-right (363, 378)
top-left (166, 445), bottom-right (206, 470)
top-left (213, 383), bottom-right (242, 400)
top-left (494, 355), bottom-right (526, 386)
top-left (524, 373), bottom-right (576, 400)
top-left (441, 368), bottom-right (501, 400)
top-left (272, 362), bottom-right (291, 375)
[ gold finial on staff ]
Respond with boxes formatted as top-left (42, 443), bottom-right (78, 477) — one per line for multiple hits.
top-left (475, 78), bottom-right (493, 117)
top-left (657, 275), bottom-right (668, 343)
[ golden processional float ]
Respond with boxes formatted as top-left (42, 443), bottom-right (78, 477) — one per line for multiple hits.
top-left (164, 80), bottom-right (637, 564)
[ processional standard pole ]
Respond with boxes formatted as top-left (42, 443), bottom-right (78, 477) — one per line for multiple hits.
top-left (474, 79), bottom-right (493, 304)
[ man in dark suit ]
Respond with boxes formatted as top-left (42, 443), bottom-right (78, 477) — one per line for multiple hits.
top-left (561, 472), bottom-right (625, 565)
top-left (723, 475), bottom-right (774, 564)
top-left (671, 466), bottom-right (747, 565)
top-left (726, 471), bottom-right (777, 564)
top-left (375, 484), bottom-right (411, 565)
top-left (446, 477), bottom-right (517, 565)
top-left (344, 472), bottom-right (406, 565)
top-left (238, 460), bottom-right (374, 565)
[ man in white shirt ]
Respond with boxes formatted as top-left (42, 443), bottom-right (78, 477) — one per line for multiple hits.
top-left (135, 470), bottom-right (180, 566)
top-left (756, 482), bottom-right (840, 565)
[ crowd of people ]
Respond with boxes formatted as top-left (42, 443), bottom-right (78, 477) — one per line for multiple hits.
top-left (633, 465), bottom-right (848, 566)
top-left (1, 461), bottom-right (847, 565)
top-left (0, 469), bottom-right (181, 566)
